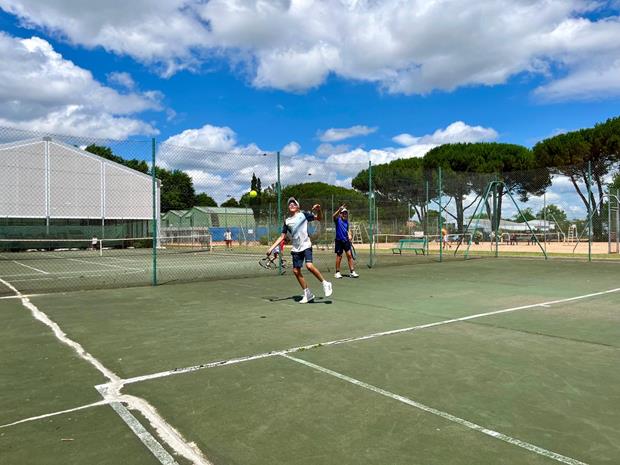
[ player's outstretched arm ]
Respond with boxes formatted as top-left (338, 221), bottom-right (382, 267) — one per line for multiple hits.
top-left (267, 233), bottom-right (286, 255)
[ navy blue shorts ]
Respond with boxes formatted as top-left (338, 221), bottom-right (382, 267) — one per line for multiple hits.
top-left (334, 239), bottom-right (352, 256)
top-left (291, 248), bottom-right (313, 268)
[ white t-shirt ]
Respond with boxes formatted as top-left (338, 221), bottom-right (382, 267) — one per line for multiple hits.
top-left (282, 211), bottom-right (315, 252)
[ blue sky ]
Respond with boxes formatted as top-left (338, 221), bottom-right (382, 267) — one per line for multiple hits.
top-left (0, 0), bottom-right (619, 209)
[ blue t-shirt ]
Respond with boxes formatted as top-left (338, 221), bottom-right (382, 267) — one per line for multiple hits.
top-left (334, 217), bottom-right (349, 242)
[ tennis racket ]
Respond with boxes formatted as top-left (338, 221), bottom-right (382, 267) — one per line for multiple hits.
top-left (259, 254), bottom-right (287, 271)
top-left (350, 243), bottom-right (357, 261)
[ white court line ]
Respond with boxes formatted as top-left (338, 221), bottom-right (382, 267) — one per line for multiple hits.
top-left (6, 269), bottom-right (146, 283)
top-left (122, 287), bottom-right (620, 386)
top-left (68, 257), bottom-right (143, 271)
top-left (0, 400), bottom-right (109, 429)
top-left (0, 293), bottom-right (45, 300)
top-left (12, 260), bottom-right (50, 274)
top-left (0, 277), bottom-right (210, 465)
top-left (108, 401), bottom-right (180, 465)
top-left (283, 354), bottom-right (588, 465)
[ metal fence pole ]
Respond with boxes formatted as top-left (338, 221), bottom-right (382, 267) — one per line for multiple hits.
top-left (277, 151), bottom-right (282, 274)
top-left (368, 160), bottom-right (374, 268)
top-left (151, 138), bottom-right (157, 286)
top-left (438, 166), bottom-right (443, 262)
top-left (587, 161), bottom-right (593, 262)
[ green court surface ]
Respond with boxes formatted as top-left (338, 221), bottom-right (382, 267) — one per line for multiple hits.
top-left (1, 258), bottom-right (619, 464)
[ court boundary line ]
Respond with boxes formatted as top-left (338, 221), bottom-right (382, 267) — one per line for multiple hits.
top-left (68, 257), bottom-right (143, 271)
top-left (0, 277), bottom-right (211, 465)
top-left (121, 286), bottom-right (620, 386)
top-left (12, 260), bottom-right (50, 274)
top-left (283, 354), bottom-right (588, 465)
top-left (0, 400), bottom-right (110, 429)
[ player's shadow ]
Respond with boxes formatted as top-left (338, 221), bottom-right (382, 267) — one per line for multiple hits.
top-left (264, 295), bottom-right (332, 304)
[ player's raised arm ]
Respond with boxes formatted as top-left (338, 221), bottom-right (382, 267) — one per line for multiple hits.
top-left (312, 204), bottom-right (322, 221)
top-left (332, 204), bottom-right (345, 219)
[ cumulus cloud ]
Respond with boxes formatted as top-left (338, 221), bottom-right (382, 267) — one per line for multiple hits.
top-left (0, 32), bottom-right (160, 138)
top-left (393, 122), bottom-right (498, 146)
top-left (281, 141), bottom-right (301, 156)
top-left (318, 125), bottom-right (378, 142)
top-left (107, 71), bottom-right (135, 90)
top-left (2, 0), bottom-right (620, 100)
top-left (161, 120), bottom-right (500, 202)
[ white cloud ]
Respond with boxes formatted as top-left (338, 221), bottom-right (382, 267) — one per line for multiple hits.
top-left (164, 124), bottom-right (240, 153)
top-left (393, 122), bottom-right (498, 146)
top-left (159, 124), bottom-right (272, 202)
top-left (0, 32), bottom-right (159, 138)
top-left (3, 0), bottom-right (619, 100)
top-left (535, 59), bottom-right (620, 101)
top-left (107, 71), bottom-right (135, 90)
top-left (318, 125), bottom-right (378, 142)
top-left (281, 141), bottom-right (301, 156)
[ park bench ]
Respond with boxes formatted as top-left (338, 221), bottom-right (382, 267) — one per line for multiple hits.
top-left (392, 238), bottom-right (427, 255)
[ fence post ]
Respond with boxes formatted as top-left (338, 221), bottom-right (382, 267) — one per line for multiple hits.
top-left (438, 166), bottom-right (443, 262)
top-left (587, 161), bottom-right (593, 262)
top-left (277, 151), bottom-right (282, 274)
top-left (151, 138), bottom-right (157, 286)
top-left (368, 160), bottom-right (374, 268)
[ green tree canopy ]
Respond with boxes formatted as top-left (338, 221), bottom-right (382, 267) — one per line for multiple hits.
top-left (155, 167), bottom-right (196, 212)
top-left (221, 197), bottom-right (240, 208)
top-left (512, 207), bottom-right (536, 223)
top-left (194, 193), bottom-right (217, 207)
top-left (85, 144), bottom-right (149, 173)
top-left (533, 116), bottom-right (620, 238)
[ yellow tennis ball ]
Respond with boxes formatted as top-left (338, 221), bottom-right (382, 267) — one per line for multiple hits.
top-left (249, 190), bottom-right (258, 198)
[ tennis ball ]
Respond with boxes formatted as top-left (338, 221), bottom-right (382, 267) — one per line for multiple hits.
top-left (249, 190), bottom-right (258, 198)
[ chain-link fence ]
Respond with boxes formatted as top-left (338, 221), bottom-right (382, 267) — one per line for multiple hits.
top-left (1, 124), bottom-right (618, 296)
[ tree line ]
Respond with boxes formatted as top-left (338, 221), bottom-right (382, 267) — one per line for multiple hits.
top-left (352, 116), bottom-right (620, 237)
top-left (85, 116), bottom-right (619, 237)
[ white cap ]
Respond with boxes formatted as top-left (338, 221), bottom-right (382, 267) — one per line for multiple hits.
top-left (287, 197), bottom-right (300, 207)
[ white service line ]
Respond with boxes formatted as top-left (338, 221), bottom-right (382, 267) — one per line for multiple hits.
top-left (283, 354), bottom-right (588, 465)
top-left (68, 258), bottom-right (143, 271)
top-left (0, 277), bottom-right (211, 465)
top-left (12, 260), bottom-right (50, 274)
top-left (0, 400), bottom-right (110, 429)
top-left (122, 287), bottom-right (620, 386)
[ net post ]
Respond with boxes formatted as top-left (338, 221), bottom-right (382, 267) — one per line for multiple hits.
top-left (587, 160), bottom-right (592, 262)
top-left (438, 166), bottom-right (443, 262)
top-left (277, 151), bottom-right (282, 274)
top-left (151, 137), bottom-right (158, 286)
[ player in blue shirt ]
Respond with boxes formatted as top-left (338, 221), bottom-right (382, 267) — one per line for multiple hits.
top-left (267, 197), bottom-right (333, 303)
top-left (332, 205), bottom-right (359, 278)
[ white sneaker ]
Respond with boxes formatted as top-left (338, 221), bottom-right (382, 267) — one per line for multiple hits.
top-left (350, 271), bottom-right (359, 278)
top-left (299, 288), bottom-right (315, 304)
top-left (322, 281), bottom-right (333, 297)
top-left (334, 271), bottom-right (343, 279)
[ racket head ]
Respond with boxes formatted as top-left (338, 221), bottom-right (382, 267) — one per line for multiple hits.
top-left (350, 244), bottom-right (357, 261)
top-left (258, 257), bottom-right (273, 269)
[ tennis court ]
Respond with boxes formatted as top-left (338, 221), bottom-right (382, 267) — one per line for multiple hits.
top-left (1, 257), bottom-right (619, 465)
